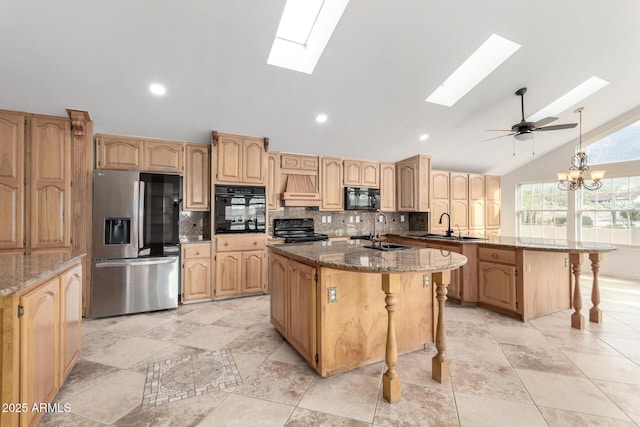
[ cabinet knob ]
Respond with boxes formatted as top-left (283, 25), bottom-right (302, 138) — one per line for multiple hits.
top-left (195, 251), bottom-right (200, 256)
top-left (253, 241), bottom-right (257, 245)
top-left (492, 253), bottom-right (497, 259)
top-left (224, 242), bottom-right (229, 246)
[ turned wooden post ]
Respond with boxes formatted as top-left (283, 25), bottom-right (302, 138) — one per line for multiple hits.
top-left (589, 252), bottom-right (603, 323)
top-left (569, 253), bottom-right (585, 329)
top-left (432, 270), bottom-right (451, 383)
top-left (381, 274), bottom-right (401, 403)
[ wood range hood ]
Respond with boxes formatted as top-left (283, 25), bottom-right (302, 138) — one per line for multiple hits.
top-left (281, 174), bottom-right (321, 207)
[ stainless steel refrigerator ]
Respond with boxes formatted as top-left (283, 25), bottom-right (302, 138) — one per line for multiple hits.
top-left (91, 170), bottom-right (181, 317)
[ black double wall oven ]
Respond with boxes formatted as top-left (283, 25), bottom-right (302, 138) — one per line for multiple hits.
top-left (214, 185), bottom-right (266, 234)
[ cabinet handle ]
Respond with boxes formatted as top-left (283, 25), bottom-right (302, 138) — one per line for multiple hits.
top-left (492, 253), bottom-right (497, 258)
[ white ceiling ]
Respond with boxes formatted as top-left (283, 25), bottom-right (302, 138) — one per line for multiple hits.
top-left (2, 0), bottom-right (640, 175)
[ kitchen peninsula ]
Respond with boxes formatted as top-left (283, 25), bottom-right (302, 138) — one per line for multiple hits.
top-left (268, 239), bottom-right (467, 403)
top-left (386, 233), bottom-right (617, 329)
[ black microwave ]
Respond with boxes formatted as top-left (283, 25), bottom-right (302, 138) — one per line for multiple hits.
top-left (344, 187), bottom-right (380, 211)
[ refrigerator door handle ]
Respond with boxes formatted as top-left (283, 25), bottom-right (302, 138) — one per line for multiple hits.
top-left (138, 180), bottom-right (145, 249)
top-left (94, 257), bottom-right (178, 268)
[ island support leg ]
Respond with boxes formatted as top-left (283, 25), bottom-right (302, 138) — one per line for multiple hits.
top-left (432, 270), bottom-right (451, 383)
top-left (570, 253), bottom-right (584, 330)
top-left (381, 274), bottom-right (401, 403)
top-left (589, 252), bottom-right (603, 323)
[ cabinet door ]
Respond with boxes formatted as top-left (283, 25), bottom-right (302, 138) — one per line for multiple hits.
top-left (299, 155), bottom-right (318, 171)
top-left (396, 159), bottom-right (418, 211)
top-left (96, 135), bottom-right (142, 170)
top-left (183, 257), bottom-right (212, 301)
top-left (215, 252), bottom-right (242, 297)
top-left (267, 151), bottom-right (280, 210)
top-left (143, 140), bottom-right (183, 173)
top-left (217, 135), bottom-right (242, 183)
top-left (478, 262), bottom-right (516, 311)
top-left (343, 160), bottom-right (361, 186)
top-left (379, 162), bottom-right (396, 212)
top-left (450, 173), bottom-right (469, 230)
top-left (360, 161), bottom-right (379, 188)
top-left (485, 175), bottom-right (501, 229)
top-left (30, 115), bottom-right (71, 249)
top-left (269, 253), bottom-right (288, 336)
top-left (242, 139), bottom-right (265, 184)
top-left (60, 264), bottom-right (82, 381)
top-left (242, 250), bottom-right (265, 294)
top-left (20, 277), bottom-right (60, 427)
top-left (287, 259), bottom-right (317, 366)
top-left (320, 157), bottom-right (343, 211)
top-left (469, 174), bottom-right (485, 230)
top-left (184, 144), bottom-right (210, 211)
top-left (430, 170), bottom-right (450, 232)
top-left (0, 111), bottom-right (25, 250)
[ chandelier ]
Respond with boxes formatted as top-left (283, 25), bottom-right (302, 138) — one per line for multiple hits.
top-left (557, 107), bottom-right (605, 191)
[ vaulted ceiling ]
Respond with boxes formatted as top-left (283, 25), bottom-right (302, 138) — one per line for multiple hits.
top-left (2, 0), bottom-right (640, 175)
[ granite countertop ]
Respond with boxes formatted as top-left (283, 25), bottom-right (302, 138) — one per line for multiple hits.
top-left (268, 240), bottom-right (467, 273)
top-left (180, 237), bottom-right (212, 244)
top-left (0, 252), bottom-right (85, 297)
top-left (388, 232), bottom-right (617, 253)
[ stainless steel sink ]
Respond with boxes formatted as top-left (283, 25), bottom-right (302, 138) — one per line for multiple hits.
top-left (409, 233), bottom-right (486, 241)
top-left (363, 244), bottom-right (413, 251)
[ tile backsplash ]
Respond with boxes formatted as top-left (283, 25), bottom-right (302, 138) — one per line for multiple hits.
top-left (179, 211), bottom-right (210, 240)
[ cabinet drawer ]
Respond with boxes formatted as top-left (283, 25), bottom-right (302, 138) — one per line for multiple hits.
top-left (216, 235), bottom-right (266, 252)
top-left (183, 243), bottom-right (211, 258)
top-left (478, 247), bottom-right (516, 264)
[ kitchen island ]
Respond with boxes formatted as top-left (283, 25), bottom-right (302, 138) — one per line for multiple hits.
top-left (268, 239), bottom-right (467, 403)
top-left (387, 233), bottom-right (617, 329)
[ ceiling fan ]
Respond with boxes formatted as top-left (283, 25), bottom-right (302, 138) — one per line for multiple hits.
top-left (484, 87), bottom-right (578, 142)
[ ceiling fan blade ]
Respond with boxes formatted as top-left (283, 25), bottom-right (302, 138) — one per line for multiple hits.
top-left (533, 116), bottom-right (558, 127)
top-left (536, 123), bottom-right (578, 131)
top-left (485, 129), bottom-right (513, 132)
top-left (481, 133), bottom-right (514, 142)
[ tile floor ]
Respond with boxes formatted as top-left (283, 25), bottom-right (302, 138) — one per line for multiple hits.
top-left (40, 275), bottom-right (640, 427)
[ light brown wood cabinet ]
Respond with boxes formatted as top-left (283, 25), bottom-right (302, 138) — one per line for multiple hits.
top-left (184, 144), bottom-right (210, 211)
top-left (450, 172), bottom-right (469, 231)
top-left (478, 261), bottom-right (517, 312)
top-left (0, 258), bottom-right (82, 427)
top-left (143, 140), bottom-right (184, 173)
top-left (379, 162), bottom-right (396, 212)
top-left (485, 175), bottom-right (501, 230)
top-left (396, 155), bottom-right (431, 212)
top-left (468, 174), bottom-right (485, 232)
top-left (0, 111), bottom-right (25, 250)
top-left (319, 156), bottom-right (343, 211)
top-left (430, 170), bottom-right (450, 233)
top-left (280, 154), bottom-right (318, 171)
top-left (343, 160), bottom-right (379, 188)
top-left (213, 133), bottom-right (266, 185)
top-left (268, 252), bottom-right (317, 367)
top-left (182, 243), bottom-right (213, 301)
top-left (267, 151), bottom-right (280, 210)
top-left (96, 134), bottom-right (143, 170)
top-left (214, 235), bottom-right (266, 298)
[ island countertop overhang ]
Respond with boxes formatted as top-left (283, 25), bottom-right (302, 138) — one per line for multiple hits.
top-left (268, 240), bottom-right (467, 273)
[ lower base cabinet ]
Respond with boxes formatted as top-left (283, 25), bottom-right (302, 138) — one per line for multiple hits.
top-left (214, 235), bottom-right (266, 298)
top-left (478, 261), bottom-right (517, 311)
top-left (182, 243), bottom-right (213, 302)
top-left (1, 257), bottom-right (83, 427)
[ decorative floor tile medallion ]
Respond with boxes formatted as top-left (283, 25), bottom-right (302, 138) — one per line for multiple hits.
top-left (142, 349), bottom-right (241, 406)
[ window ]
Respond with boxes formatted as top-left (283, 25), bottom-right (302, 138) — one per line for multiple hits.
top-left (583, 118), bottom-right (640, 164)
top-left (580, 176), bottom-right (640, 245)
top-left (518, 182), bottom-right (568, 239)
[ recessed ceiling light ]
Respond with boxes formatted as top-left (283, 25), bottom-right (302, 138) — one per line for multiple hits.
top-left (316, 114), bottom-right (328, 123)
top-left (527, 77), bottom-right (609, 122)
top-left (267, 0), bottom-right (349, 74)
top-left (149, 83), bottom-right (166, 96)
top-left (426, 34), bottom-right (521, 107)
top-left (419, 134), bottom-right (429, 141)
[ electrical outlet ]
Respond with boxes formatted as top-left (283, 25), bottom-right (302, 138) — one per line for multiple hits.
top-left (349, 216), bottom-right (354, 223)
top-left (327, 216), bottom-right (331, 223)
top-left (423, 274), bottom-right (430, 287)
top-left (327, 287), bottom-right (337, 303)
top-left (400, 215), bottom-right (405, 222)
top-left (321, 216), bottom-right (327, 223)
top-left (356, 215), bottom-right (360, 223)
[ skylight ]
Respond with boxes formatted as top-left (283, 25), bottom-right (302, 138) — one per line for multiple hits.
top-left (267, 0), bottom-right (349, 74)
top-left (426, 34), bottom-right (521, 107)
top-left (527, 77), bottom-right (610, 123)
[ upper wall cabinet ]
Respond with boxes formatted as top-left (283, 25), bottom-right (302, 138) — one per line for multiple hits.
top-left (184, 144), bottom-right (210, 211)
top-left (343, 160), bottom-right (379, 188)
top-left (0, 111), bottom-right (25, 250)
top-left (396, 155), bottom-right (431, 212)
top-left (450, 172), bottom-right (469, 230)
top-left (468, 174), bottom-right (485, 231)
top-left (319, 156), bottom-right (343, 211)
top-left (96, 133), bottom-right (185, 174)
top-left (267, 151), bottom-right (280, 210)
top-left (429, 170), bottom-right (450, 232)
top-left (212, 131), bottom-right (267, 185)
top-left (379, 162), bottom-right (396, 212)
top-left (485, 175), bottom-right (501, 229)
top-left (96, 134), bottom-right (142, 170)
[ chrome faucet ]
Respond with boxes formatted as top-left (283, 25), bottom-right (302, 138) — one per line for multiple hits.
top-left (439, 212), bottom-right (454, 237)
top-left (455, 223), bottom-right (461, 239)
top-left (370, 213), bottom-right (388, 247)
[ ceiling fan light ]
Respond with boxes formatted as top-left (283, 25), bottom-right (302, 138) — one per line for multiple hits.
top-left (514, 132), bottom-right (533, 141)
